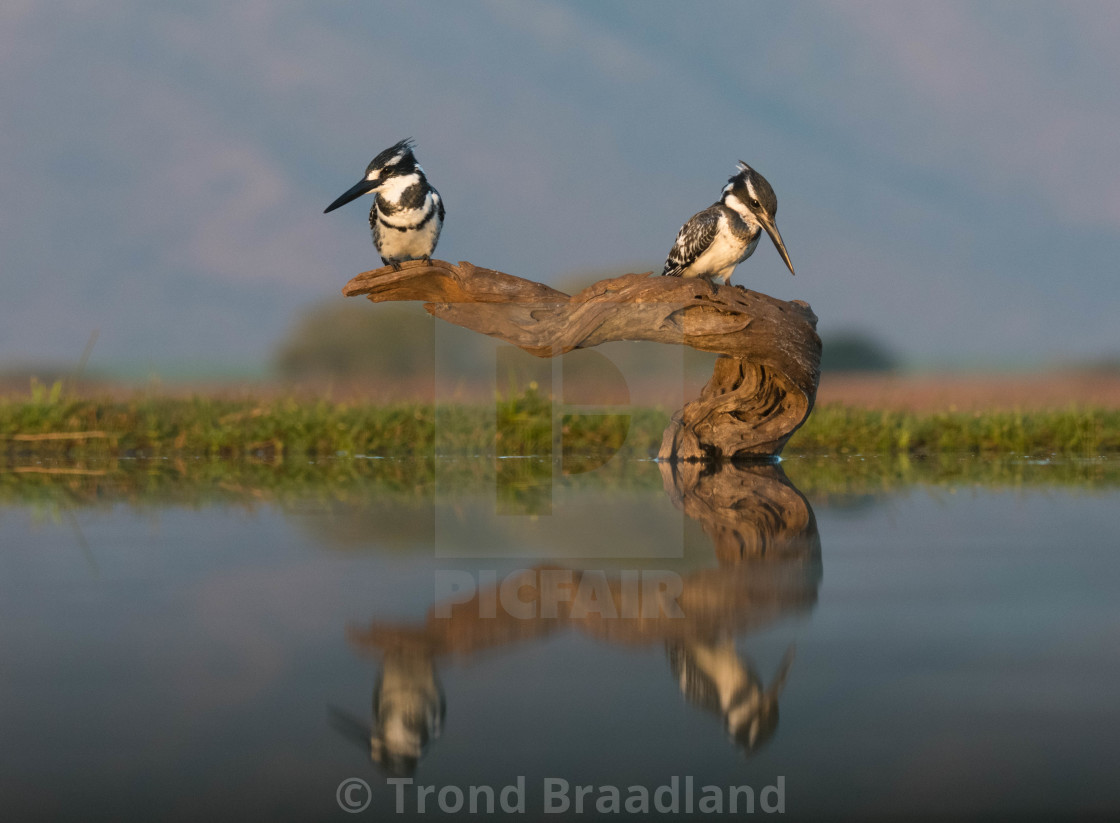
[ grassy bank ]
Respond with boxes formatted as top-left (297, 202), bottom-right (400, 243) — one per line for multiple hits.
top-left (794, 404), bottom-right (1120, 455)
top-left (3, 389), bottom-right (1120, 459)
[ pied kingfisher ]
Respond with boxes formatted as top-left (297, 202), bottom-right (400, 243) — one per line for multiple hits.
top-left (662, 161), bottom-right (795, 284)
top-left (668, 641), bottom-right (794, 756)
top-left (329, 648), bottom-right (445, 779)
top-left (324, 138), bottom-right (444, 269)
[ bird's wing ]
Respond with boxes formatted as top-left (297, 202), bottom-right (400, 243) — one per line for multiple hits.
top-left (662, 206), bottom-right (721, 276)
top-left (433, 190), bottom-right (445, 222)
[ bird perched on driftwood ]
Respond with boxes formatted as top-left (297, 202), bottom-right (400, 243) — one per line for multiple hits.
top-left (662, 161), bottom-right (795, 285)
top-left (324, 138), bottom-right (444, 269)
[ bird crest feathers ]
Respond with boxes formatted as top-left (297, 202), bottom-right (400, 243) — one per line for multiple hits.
top-left (367, 138), bottom-right (417, 174)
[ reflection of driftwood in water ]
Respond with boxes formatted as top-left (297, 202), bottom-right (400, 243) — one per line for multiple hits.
top-left (344, 462), bottom-right (823, 762)
top-left (343, 259), bottom-right (821, 459)
top-left (348, 560), bottom-right (818, 656)
top-left (660, 460), bottom-right (821, 566)
top-left (349, 463), bottom-right (821, 655)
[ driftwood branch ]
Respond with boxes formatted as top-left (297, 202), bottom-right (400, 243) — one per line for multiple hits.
top-left (344, 259), bottom-right (821, 459)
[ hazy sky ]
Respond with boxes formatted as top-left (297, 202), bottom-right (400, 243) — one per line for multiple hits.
top-left (3, 1), bottom-right (1119, 373)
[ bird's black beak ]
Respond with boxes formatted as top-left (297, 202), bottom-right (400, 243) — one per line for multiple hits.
top-left (760, 215), bottom-right (796, 276)
top-left (324, 178), bottom-right (378, 214)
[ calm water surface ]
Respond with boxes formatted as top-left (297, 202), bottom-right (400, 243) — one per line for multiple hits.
top-left (2, 456), bottom-right (1118, 821)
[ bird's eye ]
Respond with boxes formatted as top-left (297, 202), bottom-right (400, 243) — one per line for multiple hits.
top-left (750, 199), bottom-right (761, 208)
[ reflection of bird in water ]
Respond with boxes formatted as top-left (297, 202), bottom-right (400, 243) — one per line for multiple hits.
top-left (668, 640), bottom-right (794, 756)
top-left (329, 647), bottom-right (445, 778)
top-left (342, 462), bottom-right (818, 770)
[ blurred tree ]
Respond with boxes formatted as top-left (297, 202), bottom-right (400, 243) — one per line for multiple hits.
top-left (820, 331), bottom-right (899, 372)
top-left (274, 300), bottom-right (436, 379)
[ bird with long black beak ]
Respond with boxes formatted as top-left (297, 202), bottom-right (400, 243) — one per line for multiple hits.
top-left (662, 160), bottom-right (795, 284)
top-left (324, 138), bottom-right (444, 270)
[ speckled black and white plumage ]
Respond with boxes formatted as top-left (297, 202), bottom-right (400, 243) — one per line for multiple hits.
top-left (667, 640), bottom-right (794, 756)
top-left (662, 161), bottom-right (795, 284)
top-left (325, 138), bottom-right (444, 269)
top-left (662, 203), bottom-right (760, 280)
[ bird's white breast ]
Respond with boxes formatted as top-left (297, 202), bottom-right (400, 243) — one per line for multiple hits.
top-left (684, 213), bottom-right (756, 281)
top-left (376, 210), bottom-right (441, 259)
top-left (378, 191), bottom-right (433, 227)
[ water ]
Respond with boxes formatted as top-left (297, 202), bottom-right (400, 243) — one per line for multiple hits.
top-left (2, 456), bottom-right (1119, 821)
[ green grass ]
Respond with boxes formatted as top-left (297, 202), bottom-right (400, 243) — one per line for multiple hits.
top-left (0, 387), bottom-right (667, 461)
top-left (3, 386), bottom-right (1119, 461)
top-left (793, 403), bottom-right (1120, 456)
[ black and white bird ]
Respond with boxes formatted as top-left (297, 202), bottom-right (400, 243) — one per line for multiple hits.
top-left (668, 640), bottom-right (794, 756)
top-left (329, 648), bottom-right (446, 779)
top-left (662, 161), bottom-right (795, 284)
top-left (324, 138), bottom-right (444, 269)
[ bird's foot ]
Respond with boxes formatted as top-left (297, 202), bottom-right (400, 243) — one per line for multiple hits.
top-left (421, 255), bottom-right (432, 266)
top-left (391, 262), bottom-right (403, 272)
